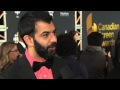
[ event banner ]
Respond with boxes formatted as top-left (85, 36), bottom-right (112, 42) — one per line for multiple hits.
top-left (82, 11), bottom-right (120, 50)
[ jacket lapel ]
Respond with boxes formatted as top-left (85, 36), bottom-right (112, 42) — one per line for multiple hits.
top-left (18, 55), bottom-right (36, 79)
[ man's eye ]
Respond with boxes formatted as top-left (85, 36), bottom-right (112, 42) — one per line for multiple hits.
top-left (43, 33), bottom-right (49, 37)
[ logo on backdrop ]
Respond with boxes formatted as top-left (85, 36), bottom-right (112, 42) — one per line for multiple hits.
top-left (48, 11), bottom-right (54, 18)
top-left (14, 11), bottom-right (21, 18)
top-left (13, 32), bottom-right (19, 43)
top-left (60, 12), bottom-right (69, 17)
top-left (86, 12), bottom-right (119, 47)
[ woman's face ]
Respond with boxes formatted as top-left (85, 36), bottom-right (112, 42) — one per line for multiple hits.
top-left (8, 45), bottom-right (20, 61)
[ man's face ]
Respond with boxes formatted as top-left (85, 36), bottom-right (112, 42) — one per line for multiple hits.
top-left (34, 21), bottom-right (57, 59)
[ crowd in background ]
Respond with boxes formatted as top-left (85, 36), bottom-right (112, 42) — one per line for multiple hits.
top-left (0, 11), bottom-right (120, 79)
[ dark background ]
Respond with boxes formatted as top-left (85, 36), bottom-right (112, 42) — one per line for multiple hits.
top-left (1, 11), bottom-right (120, 50)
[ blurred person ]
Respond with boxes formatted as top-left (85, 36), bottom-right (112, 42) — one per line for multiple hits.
top-left (0, 42), bottom-right (20, 72)
top-left (103, 48), bottom-right (113, 78)
top-left (0, 11), bottom-right (57, 79)
top-left (68, 30), bottom-right (82, 60)
top-left (52, 33), bottom-right (88, 79)
top-left (107, 31), bottom-right (120, 79)
top-left (79, 32), bottom-right (113, 79)
top-left (113, 30), bottom-right (120, 67)
top-left (68, 30), bottom-right (81, 46)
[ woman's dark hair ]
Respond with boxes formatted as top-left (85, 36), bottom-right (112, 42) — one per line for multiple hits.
top-left (56, 33), bottom-right (77, 57)
top-left (68, 30), bottom-right (78, 39)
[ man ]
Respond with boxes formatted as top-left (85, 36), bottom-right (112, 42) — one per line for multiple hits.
top-left (0, 11), bottom-right (57, 79)
top-left (79, 32), bottom-right (113, 79)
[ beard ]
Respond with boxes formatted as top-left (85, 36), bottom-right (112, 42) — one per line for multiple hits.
top-left (34, 39), bottom-right (57, 60)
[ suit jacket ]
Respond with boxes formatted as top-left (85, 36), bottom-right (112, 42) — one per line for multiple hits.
top-left (52, 55), bottom-right (88, 79)
top-left (17, 42), bottom-right (26, 54)
top-left (0, 55), bottom-right (36, 79)
top-left (79, 46), bottom-right (106, 79)
top-left (0, 55), bottom-right (85, 79)
top-left (52, 56), bottom-right (68, 79)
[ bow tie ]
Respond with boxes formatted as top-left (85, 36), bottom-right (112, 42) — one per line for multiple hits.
top-left (32, 59), bottom-right (53, 72)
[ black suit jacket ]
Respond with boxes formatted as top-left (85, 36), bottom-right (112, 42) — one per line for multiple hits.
top-left (17, 42), bottom-right (26, 54)
top-left (52, 56), bottom-right (68, 79)
top-left (0, 55), bottom-right (36, 79)
top-left (52, 55), bottom-right (82, 79)
top-left (0, 55), bottom-right (82, 79)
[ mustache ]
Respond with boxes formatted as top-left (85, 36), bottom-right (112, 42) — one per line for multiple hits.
top-left (48, 42), bottom-right (57, 48)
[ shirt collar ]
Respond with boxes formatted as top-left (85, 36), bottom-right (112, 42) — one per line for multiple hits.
top-left (25, 49), bottom-right (45, 67)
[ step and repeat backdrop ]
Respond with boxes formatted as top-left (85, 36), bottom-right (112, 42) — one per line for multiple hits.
top-left (0, 11), bottom-right (75, 44)
top-left (6, 11), bottom-right (75, 42)
top-left (82, 11), bottom-right (120, 50)
top-left (81, 11), bottom-right (120, 58)
top-left (0, 11), bottom-right (120, 51)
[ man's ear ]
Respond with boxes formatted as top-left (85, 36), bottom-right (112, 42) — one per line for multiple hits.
top-left (23, 35), bottom-right (34, 47)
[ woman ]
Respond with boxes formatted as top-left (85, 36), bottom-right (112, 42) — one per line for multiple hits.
top-left (0, 42), bottom-right (21, 72)
top-left (53, 33), bottom-right (88, 79)
top-left (68, 30), bottom-right (82, 60)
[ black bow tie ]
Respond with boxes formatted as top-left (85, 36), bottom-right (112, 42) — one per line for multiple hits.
top-left (32, 59), bottom-right (53, 72)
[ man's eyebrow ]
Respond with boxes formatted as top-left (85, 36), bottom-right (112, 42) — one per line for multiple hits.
top-left (42, 29), bottom-right (56, 33)
top-left (42, 31), bottom-right (50, 34)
